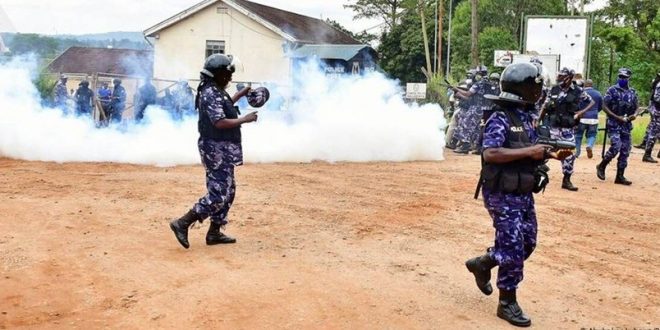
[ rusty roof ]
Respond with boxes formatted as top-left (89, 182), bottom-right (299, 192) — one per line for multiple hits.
top-left (232, 0), bottom-right (358, 44)
top-left (46, 47), bottom-right (153, 77)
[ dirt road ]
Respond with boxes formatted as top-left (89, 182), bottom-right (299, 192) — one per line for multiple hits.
top-left (0, 150), bottom-right (658, 329)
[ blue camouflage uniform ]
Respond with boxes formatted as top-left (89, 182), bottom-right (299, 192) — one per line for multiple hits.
top-left (544, 85), bottom-right (592, 175)
top-left (644, 84), bottom-right (660, 149)
top-left (603, 85), bottom-right (638, 169)
top-left (482, 108), bottom-right (538, 291)
top-left (192, 78), bottom-right (243, 226)
top-left (53, 81), bottom-right (69, 108)
top-left (457, 79), bottom-right (490, 146)
top-left (74, 85), bottom-right (94, 116)
top-left (109, 85), bottom-right (127, 123)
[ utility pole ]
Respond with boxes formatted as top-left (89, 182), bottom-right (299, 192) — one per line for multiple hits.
top-left (446, 0), bottom-right (453, 76)
top-left (419, 0), bottom-right (433, 80)
top-left (437, 0), bottom-right (444, 76)
top-left (470, 0), bottom-right (479, 67)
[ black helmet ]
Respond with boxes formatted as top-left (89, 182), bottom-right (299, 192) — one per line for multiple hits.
top-left (557, 67), bottom-right (575, 78)
top-left (247, 87), bottom-right (270, 108)
top-left (485, 62), bottom-right (543, 106)
top-left (113, 78), bottom-right (122, 85)
top-left (201, 54), bottom-right (236, 78)
top-left (80, 80), bottom-right (89, 87)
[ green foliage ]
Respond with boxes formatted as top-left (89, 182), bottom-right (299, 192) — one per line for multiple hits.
top-left (478, 26), bottom-right (517, 69)
top-left (325, 19), bottom-right (378, 44)
top-left (377, 2), bottom-right (432, 84)
top-left (34, 73), bottom-right (57, 103)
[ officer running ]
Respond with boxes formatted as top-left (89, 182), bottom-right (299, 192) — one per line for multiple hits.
top-left (596, 68), bottom-right (644, 184)
top-left (169, 54), bottom-right (257, 249)
top-left (539, 68), bottom-right (595, 191)
top-left (465, 62), bottom-right (572, 327)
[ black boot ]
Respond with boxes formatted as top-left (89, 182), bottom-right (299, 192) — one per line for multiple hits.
top-left (446, 137), bottom-right (458, 150)
top-left (206, 222), bottom-right (237, 245)
top-left (465, 254), bottom-right (497, 295)
top-left (561, 174), bottom-right (578, 191)
top-left (497, 290), bottom-right (532, 327)
top-left (614, 168), bottom-right (632, 185)
top-left (596, 158), bottom-right (610, 181)
top-left (169, 209), bottom-right (201, 249)
top-left (642, 141), bottom-right (658, 163)
top-left (634, 136), bottom-right (647, 149)
top-left (453, 142), bottom-right (470, 154)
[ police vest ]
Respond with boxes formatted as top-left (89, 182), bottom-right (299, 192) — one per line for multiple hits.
top-left (480, 109), bottom-right (538, 194)
top-left (197, 83), bottom-right (241, 143)
top-left (609, 87), bottom-right (637, 117)
top-left (547, 86), bottom-right (581, 128)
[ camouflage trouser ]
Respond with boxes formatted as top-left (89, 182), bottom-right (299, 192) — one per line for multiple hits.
top-left (193, 151), bottom-right (237, 226)
top-left (645, 111), bottom-right (660, 149)
top-left (484, 192), bottom-right (537, 291)
top-left (446, 107), bottom-right (463, 142)
top-left (604, 119), bottom-right (633, 170)
top-left (456, 106), bottom-right (482, 144)
top-left (550, 127), bottom-right (577, 175)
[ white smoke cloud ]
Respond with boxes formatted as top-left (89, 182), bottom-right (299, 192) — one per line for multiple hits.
top-left (0, 56), bottom-right (445, 166)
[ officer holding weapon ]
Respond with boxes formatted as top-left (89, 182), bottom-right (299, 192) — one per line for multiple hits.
top-left (539, 68), bottom-right (595, 191)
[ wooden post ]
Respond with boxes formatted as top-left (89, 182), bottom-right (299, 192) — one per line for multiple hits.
top-left (470, 0), bottom-right (479, 67)
top-left (419, 0), bottom-right (433, 79)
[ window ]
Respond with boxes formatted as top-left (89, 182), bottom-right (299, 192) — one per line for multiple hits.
top-left (206, 40), bottom-right (225, 58)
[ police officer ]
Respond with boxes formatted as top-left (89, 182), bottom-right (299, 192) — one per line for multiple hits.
top-left (169, 54), bottom-right (257, 249)
top-left (465, 62), bottom-right (571, 327)
top-left (453, 65), bottom-right (490, 154)
top-left (446, 70), bottom-right (476, 149)
top-left (97, 82), bottom-right (112, 121)
top-left (446, 80), bottom-right (471, 149)
top-left (472, 72), bottom-right (502, 155)
top-left (52, 74), bottom-right (69, 109)
top-left (135, 79), bottom-right (157, 122)
top-left (641, 72), bottom-right (660, 163)
top-left (539, 68), bottom-right (595, 191)
top-left (172, 80), bottom-right (195, 119)
top-left (597, 68), bottom-right (644, 184)
top-left (73, 80), bottom-right (94, 116)
top-left (109, 78), bottom-right (127, 123)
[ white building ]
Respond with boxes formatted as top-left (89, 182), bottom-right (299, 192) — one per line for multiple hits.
top-left (144, 0), bottom-right (376, 86)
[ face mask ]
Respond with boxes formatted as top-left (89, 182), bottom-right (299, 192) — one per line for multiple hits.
top-left (617, 78), bottom-right (629, 88)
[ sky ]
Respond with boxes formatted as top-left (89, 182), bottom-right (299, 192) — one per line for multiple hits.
top-left (0, 0), bottom-right (382, 35)
top-left (0, 0), bottom-right (606, 36)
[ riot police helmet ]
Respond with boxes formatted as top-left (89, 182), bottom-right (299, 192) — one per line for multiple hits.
top-left (489, 72), bottom-right (500, 81)
top-left (485, 62), bottom-right (543, 106)
top-left (475, 65), bottom-right (488, 76)
top-left (201, 54), bottom-right (236, 78)
top-left (80, 80), bottom-right (89, 87)
top-left (247, 87), bottom-right (270, 108)
top-left (113, 78), bottom-right (122, 85)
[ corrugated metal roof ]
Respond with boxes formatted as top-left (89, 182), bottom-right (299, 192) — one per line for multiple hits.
top-left (289, 44), bottom-right (374, 61)
top-left (46, 47), bottom-right (153, 77)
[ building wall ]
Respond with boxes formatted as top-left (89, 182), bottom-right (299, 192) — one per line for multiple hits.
top-left (150, 2), bottom-right (291, 85)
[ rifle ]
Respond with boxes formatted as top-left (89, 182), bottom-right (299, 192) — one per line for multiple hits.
top-left (441, 78), bottom-right (469, 91)
top-left (536, 126), bottom-right (576, 150)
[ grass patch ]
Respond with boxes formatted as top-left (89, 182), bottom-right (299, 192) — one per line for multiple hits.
top-left (593, 113), bottom-right (649, 146)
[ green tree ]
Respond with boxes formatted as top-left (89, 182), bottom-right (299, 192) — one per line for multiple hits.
top-left (344, 0), bottom-right (411, 30)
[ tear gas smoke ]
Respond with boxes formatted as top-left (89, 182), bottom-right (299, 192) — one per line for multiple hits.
top-left (0, 57), bottom-right (445, 166)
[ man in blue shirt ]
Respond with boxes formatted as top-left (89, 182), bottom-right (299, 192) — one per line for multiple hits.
top-left (575, 79), bottom-right (603, 158)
